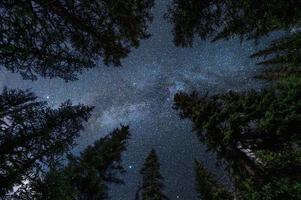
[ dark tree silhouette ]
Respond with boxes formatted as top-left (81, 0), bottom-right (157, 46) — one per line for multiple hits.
top-left (136, 149), bottom-right (169, 200)
top-left (195, 161), bottom-right (233, 200)
top-left (0, 88), bottom-right (93, 197)
top-left (10, 126), bottom-right (130, 200)
top-left (165, 0), bottom-right (301, 80)
top-left (173, 77), bottom-right (301, 199)
top-left (251, 32), bottom-right (301, 79)
top-left (166, 0), bottom-right (301, 46)
top-left (0, 0), bottom-right (154, 81)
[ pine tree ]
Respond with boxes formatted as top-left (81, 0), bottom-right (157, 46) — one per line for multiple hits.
top-left (136, 149), bottom-right (169, 200)
top-left (165, 0), bottom-right (301, 81)
top-left (195, 161), bottom-right (233, 200)
top-left (240, 178), bottom-right (301, 200)
top-left (0, 88), bottom-right (93, 197)
top-left (9, 126), bottom-right (130, 200)
top-left (173, 77), bottom-right (301, 199)
top-left (251, 32), bottom-right (301, 80)
top-left (166, 0), bottom-right (301, 47)
top-left (173, 90), bottom-right (265, 180)
top-left (0, 0), bottom-right (154, 81)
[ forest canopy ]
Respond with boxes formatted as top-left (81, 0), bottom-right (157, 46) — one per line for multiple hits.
top-left (169, 0), bottom-right (301, 199)
top-left (0, 0), bottom-right (154, 81)
top-left (0, 0), bottom-right (301, 199)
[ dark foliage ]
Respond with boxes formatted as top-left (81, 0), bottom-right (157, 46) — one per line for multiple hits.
top-left (195, 161), bottom-right (233, 200)
top-left (173, 77), bottom-right (301, 199)
top-left (136, 149), bottom-right (169, 200)
top-left (9, 126), bottom-right (130, 200)
top-left (0, 88), bottom-right (93, 197)
top-left (251, 32), bottom-right (301, 79)
top-left (0, 0), bottom-right (154, 81)
top-left (166, 0), bottom-right (301, 80)
top-left (166, 0), bottom-right (301, 47)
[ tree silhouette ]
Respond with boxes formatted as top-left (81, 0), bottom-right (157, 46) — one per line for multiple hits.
top-left (251, 32), bottom-right (301, 79)
top-left (9, 126), bottom-right (130, 200)
top-left (173, 77), bottom-right (301, 199)
top-left (166, 0), bottom-right (301, 46)
top-left (0, 0), bottom-right (154, 81)
top-left (195, 161), bottom-right (233, 200)
top-left (0, 88), bottom-right (93, 197)
top-left (136, 149), bottom-right (169, 200)
top-left (165, 0), bottom-right (301, 80)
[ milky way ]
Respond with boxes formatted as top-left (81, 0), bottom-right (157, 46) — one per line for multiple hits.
top-left (0, 0), bottom-right (275, 199)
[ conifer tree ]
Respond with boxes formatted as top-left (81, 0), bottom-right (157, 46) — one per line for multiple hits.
top-left (195, 161), bottom-right (233, 200)
top-left (251, 32), bottom-right (301, 79)
top-left (173, 77), bottom-right (301, 199)
top-left (0, 88), bottom-right (93, 197)
top-left (166, 0), bottom-right (301, 47)
top-left (166, 0), bottom-right (301, 81)
top-left (0, 0), bottom-right (154, 81)
top-left (9, 126), bottom-right (130, 200)
top-left (136, 149), bottom-right (169, 200)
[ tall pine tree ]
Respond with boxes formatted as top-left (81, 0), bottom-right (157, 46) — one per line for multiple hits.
top-left (8, 126), bottom-right (130, 200)
top-left (166, 0), bottom-right (301, 80)
top-left (195, 161), bottom-right (233, 200)
top-left (173, 77), bottom-right (301, 199)
top-left (0, 88), bottom-right (93, 197)
top-left (166, 0), bottom-right (301, 46)
top-left (251, 32), bottom-right (301, 79)
top-left (0, 0), bottom-right (154, 81)
top-left (136, 149), bottom-right (169, 200)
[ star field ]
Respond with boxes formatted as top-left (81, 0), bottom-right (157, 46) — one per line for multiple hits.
top-left (0, 0), bottom-right (277, 199)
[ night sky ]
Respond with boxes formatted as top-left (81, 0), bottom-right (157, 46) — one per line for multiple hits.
top-left (0, 0), bottom-right (273, 199)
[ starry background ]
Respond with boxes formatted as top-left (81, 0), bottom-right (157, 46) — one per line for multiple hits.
top-left (0, 0), bottom-right (276, 199)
